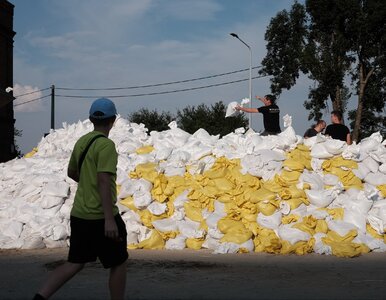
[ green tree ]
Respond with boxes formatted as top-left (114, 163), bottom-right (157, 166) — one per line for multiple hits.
top-left (259, 0), bottom-right (386, 141)
top-left (128, 108), bottom-right (175, 132)
top-left (177, 101), bottom-right (248, 136)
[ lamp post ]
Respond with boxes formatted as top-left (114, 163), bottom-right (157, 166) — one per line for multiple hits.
top-left (230, 33), bottom-right (252, 129)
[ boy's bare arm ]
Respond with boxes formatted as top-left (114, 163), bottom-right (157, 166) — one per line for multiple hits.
top-left (97, 172), bottom-right (119, 240)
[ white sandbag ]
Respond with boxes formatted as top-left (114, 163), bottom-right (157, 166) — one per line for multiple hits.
top-left (363, 156), bottom-right (379, 173)
top-left (277, 225), bottom-right (311, 245)
top-left (207, 227), bottom-right (224, 239)
top-left (364, 172), bottom-right (386, 186)
top-left (40, 195), bottom-right (64, 209)
top-left (310, 143), bottom-right (334, 159)
top-left (312, 233), bottom-right (332, 255)
top-left (326, 219), bottom-right (357, 236)
top-left (133, 190), bottom-right (153, 209)
top-left (257, 211), bottom-right (282, 230)
top-left (305, 189), bottom-right (335, 208)
top-left (21, 235), bottom-right (46, 249)
top-left (343, 208), bottom-right (367, 233)
top-left (202, 237), bottom-right (221, 250)
top-left (177, 219), bottom-right (205, 239)
top-left (152, 218), bottom-right (178, 232)
top-left (43, 238), bottom-right (68, 248)
top-left (225, 101), bottom-right (239, 118)
top-left (173, 190), bottom-right (189, 209)
top-left (165, 235), bottom-right (186, 250)
top-left (323, 174), bottom-right (340, 186)
top-left (42, 181), bottom-right (69, 198)
top-left (324, 139), bottom-right (346, 155)
top-left (213, 242), bottom-right (240, 254)
top-left (0, 220), bottom-right (23, 239)
top-left (240, 239), bottom-right (254, 252)
top-left (146, 198), bottom-right (167, 216)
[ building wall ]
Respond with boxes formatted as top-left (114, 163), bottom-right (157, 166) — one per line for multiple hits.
top-left (0, 0), bottom-right (16, 162)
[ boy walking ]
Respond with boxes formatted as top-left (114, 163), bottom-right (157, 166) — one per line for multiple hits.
top-left (33, 98), bottom-right (128, 300)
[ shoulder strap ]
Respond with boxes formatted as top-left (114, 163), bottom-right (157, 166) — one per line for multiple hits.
top-left (78, 134), bottom-right (105, 174)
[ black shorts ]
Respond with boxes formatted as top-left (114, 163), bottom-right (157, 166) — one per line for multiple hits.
top-left (68, 214), bottom-right (128, 268)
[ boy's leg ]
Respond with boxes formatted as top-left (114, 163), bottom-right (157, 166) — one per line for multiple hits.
top-left (109, 260), bottom-right (127, 300)
top-left (37, 262), bottom-right (84, 299)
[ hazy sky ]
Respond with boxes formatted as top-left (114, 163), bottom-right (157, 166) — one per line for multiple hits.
top-left (10, 0), bottom-right (326, 154)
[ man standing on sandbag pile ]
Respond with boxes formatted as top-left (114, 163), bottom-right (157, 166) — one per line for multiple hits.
top-left (33, 98), bottom-right (128, 300)
top-left (235, 94), bottom-right (281, 135)
top-left (325, 110), bottom-right (352, 145)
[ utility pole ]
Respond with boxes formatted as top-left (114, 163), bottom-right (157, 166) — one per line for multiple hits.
top-left (51, 85), bottom-right (55, 130)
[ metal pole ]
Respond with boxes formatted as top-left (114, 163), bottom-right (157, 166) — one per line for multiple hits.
top-left (230, 33), bottom-right (252, 129)
top-left (51, 85), bottom-right (55, 130)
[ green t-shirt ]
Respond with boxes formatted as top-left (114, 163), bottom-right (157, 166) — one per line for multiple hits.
top-left (68, 130), bottom-right (118, 220)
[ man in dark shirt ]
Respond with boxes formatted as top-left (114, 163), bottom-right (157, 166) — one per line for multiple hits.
top-left (235, 94), bottom-right (281, 135)
top-left (304, 120), bottom-right (326, 138)
top-left (325, 110), bottom-right (351, 144)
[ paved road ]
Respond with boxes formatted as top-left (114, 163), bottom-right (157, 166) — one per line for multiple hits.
top-left (0, 248), bottom-right (385, 299)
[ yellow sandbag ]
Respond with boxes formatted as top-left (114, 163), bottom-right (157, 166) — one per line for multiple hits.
top-left (130, 162), bottom-right (158, 182)
top-left (279, 185), bottom-right (307, 200)
top-left (119, 196), bottom-right (137, 211)
top-left (24, 147), bottom-right (38, 158)
top-left (325, 207), bottom-right (344, 220)
top-left (158, 231), bottom-right (179, 240)
top-left (138, 209), bottom-right (165, 228)
top-left (293, 216), bottom-right (318, 236)
top-left (366, 224), bottom-right (384, 239)
top-left (131, 230), bottom-right (165, 250)
top-left (326, 167), bottom-right (363, 189)
top-left (322, 157), bottom-right (358, 171)
top-left (183, 201), bottom-right (204, 223)
top-left (186, 237), bottom-right (204, 250)
top-left (282, 214), bottom-right (300, 224)
top-left (135, 145), bottom-right (155, 154)
top-left (220, 229), bottom-right (253, 244)
top-left (217, 218), bottom-right (247, 234)
top-left (211, 177), bottom-right (235, 192)
top-left (280, 170), bottom-right (302, 184)
top-left (322, 238), bottom-right (369, 258)
top-left (315, 219), bottom-right (328, 234)
top-left (377, 184), bottom-right (386, 198)
top-left (151, 174), bottom-right (170, 203)
top-left (280, 240), bottom-right (313, 255)
top-left (285, 197), bottom-right (309, 210)
top-left (253, 228), bottom-right (282, 253)
top-left (256, 200), bottom-right (279, 216)
top-left (262, 178), bottom-right (286, 192)
top-left (248, 186), bottom-right (276, 203)
top-left (282, 158), bottom-right (305, 172)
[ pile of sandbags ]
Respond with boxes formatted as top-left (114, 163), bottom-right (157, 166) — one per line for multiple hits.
top-left (0, 115), bottom-right (385, 257)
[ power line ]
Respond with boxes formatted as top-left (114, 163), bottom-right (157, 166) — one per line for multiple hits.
top-left (56, 66), bottom-right (262, 91)
top-left (12, 87), bottom-right (51, 98)
top-left (55, 74), bottom-right (269, 99)
top-left (13, 94), bottom-right (51, 107)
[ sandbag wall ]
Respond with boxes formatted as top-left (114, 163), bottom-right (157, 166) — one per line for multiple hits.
top-left (0, 116), bottom-right (385, 257)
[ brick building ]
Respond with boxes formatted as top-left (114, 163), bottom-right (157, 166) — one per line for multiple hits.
top-left (0, 0), bottom-right (16, 162)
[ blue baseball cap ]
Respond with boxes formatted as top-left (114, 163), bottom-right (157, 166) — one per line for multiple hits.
top-left (89, 98), bottom-right (117, 119)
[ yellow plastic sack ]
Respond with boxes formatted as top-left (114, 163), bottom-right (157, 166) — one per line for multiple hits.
top-left (135, 145), bottom-right (155, 154)
top-left (183, 201), bottom-right (204, 223)
top-left (253, 228), bottom-right (282, 253)
top-left (220, 229), bottom-right (253, 244)
top-left (24, 147), bottom-right (38, 158)
top-left (119, 196), bottom-right (138, 211)
top-left (256, 200), bottom-right (279, 216)
top-left (280, 240), bottom-right (314, 255)
top-left (130, 163), bottom-right (158, 182)
top-left (129, 230), bottom-right (165, 250)
top-left (377, 184), bottom-right (386, 198)
top-left (186, 237), bottom-right (205, 250)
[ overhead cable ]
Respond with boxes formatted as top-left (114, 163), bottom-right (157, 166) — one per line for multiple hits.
top-left (56, 66), bottom-right (262, 91)
top-left (55, 74), bottom-right (269, 99)
top-left (14, 94), bottom-right (51, 107)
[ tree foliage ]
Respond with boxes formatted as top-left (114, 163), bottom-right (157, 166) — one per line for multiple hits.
top-left (177, 101), bottom-right (248, 136)
top-left (128, 101), bottom-right (248, 136)
top-left (128, 108), bottom-right (174, 133)
top-left (259, 0), bottom-right (386, 141)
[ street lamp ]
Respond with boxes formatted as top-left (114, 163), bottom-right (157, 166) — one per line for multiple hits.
top-left (230, 33), bottom-right (252, 129)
